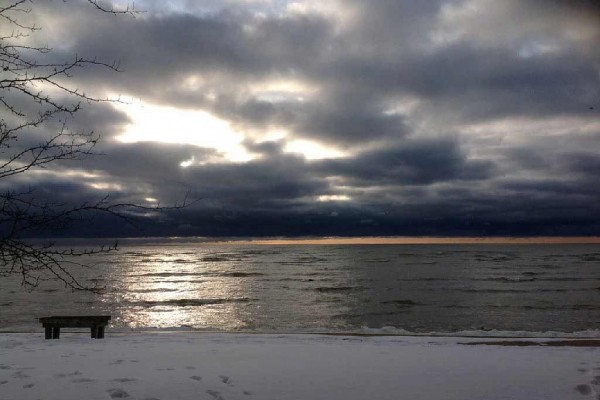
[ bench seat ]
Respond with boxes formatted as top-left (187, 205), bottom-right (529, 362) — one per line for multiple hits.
top-left (39, 316), bottom-right (111, 339)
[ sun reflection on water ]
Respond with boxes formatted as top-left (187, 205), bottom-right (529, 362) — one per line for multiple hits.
top-left (107, 249), bottom-right (253, 330)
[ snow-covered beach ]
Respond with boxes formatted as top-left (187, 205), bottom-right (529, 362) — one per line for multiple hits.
top-left (1, 332), bottom-right (598, 400)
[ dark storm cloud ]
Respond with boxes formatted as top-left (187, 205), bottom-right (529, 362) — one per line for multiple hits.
top-left (525, 0), bottom-right (600, 20)
top-left (6, 0), bottom-right (599, 237)
top-left (394, 47), bottom-right (598, 120)
top-left (560, 152), bottom-right (600, 178)
top-left (39, 3), bottom-right (332, 85)
top-left (297, 91), bottom-right (410, 144)
top-left (503, 132), bottom-right (600, 176)
top-left (316, 137), bottom-right (494, 185)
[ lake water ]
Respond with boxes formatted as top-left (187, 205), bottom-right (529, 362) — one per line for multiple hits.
top-left (1, 242), bottom-right (599, 336)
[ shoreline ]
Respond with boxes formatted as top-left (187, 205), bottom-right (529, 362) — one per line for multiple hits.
top-left (2, 330), bottom-right (599, 346)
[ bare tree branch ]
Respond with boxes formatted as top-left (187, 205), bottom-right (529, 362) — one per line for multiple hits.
top-left (0, 1), bottom-right (180, 292)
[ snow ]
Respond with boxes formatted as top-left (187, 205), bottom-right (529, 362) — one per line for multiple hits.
top-left (0, 333), bottom-right (598, 400)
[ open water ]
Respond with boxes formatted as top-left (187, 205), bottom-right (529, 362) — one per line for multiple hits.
top-left (1, 242), bottom-right (599, 336)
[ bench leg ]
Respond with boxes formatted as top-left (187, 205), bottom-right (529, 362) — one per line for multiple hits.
top-left (97, 326), bottom-right (105, 339)
top-left (52, 327), bottom-right (60, 339)
top-left (45, 327), bottom-right (52, 340)
top-left (91, 326), bottom-right (97, 339)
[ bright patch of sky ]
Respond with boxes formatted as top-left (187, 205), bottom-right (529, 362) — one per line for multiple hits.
top-left (517, 39), bottom-right (561, 58)
top-left (112, 0), bottom-right (292, 16)
top-left (114, 101), bottom-right (253, 162)
top-left (317, 194), bottom-right (351, 202)
top-left (284, 139), bottom-right (345, 160)
top-left (252, 79), bottom-right (318, 103)
top-left (114, 100), bottom-right (346, 163)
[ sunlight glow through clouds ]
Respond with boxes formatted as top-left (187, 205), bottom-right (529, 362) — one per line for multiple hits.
top-left (114, 101), bottom-right (253, 162)
top-left (252, 79), bottom-right (317, 94)
top-left (284, 139), bottom-right (346, 160)
top-left (317, 194), bottom-right (351, 202)
top-left (114, 99), bottom-right (346, 163)
top-left (250, 78), bottom-right (319, 103)
top-left (87, 182), bottom-right (123, 191)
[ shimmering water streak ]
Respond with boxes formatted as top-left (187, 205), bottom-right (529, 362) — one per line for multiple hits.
top-left (1, 243), bottom-right (598, 335)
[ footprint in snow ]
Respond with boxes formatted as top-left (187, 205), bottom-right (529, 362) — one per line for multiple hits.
top-left (189, 376), bottom-right (203, 381)
top-left (111, 378), bottom-right (137, 383)
top-left (107, 388), bottom-right (131, 398)
top-left (55, 371), bottom-right (81, 378)
top-left (219, 375), bottom-right (231, 385)
top-left (11, 371), bottom-right (29, 379)
top-left (575, 384), bottom-right (592, 396)
top-left (206, 390), bottom-right (225, 400)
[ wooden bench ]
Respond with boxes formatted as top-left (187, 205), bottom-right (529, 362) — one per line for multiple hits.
top-left (39, 316), bottom-right (111, 339)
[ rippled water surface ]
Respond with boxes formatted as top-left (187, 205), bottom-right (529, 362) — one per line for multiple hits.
top-left (1, 243), bottom-right (599, 335)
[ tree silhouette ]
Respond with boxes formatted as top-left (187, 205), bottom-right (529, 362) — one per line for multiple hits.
top-left (0, 1), bottom-right (184, 291)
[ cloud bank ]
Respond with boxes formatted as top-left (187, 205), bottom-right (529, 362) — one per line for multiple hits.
top-left (4, 0), bottom-right (599, 237)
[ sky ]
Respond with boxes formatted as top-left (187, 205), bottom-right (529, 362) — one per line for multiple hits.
top-left (4, 0), bottom-right (600, 238)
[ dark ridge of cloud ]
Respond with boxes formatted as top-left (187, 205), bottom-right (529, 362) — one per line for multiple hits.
top-left (242, 139), bottom-right (284, 157)
top-left (66, 102), bottom-right (131, 135)
top-left (296, 91), bottom-right (410, 144)
top-left (6, 131), bottom-right (598, 238)
top-left (202, 88), bottom-right (410, 146)
top-left (87, 142), bottom-right (218, 180)
top-left (342, 0), bottom-right (447, 51)
top-left (560, 153), bottom-right (600, 178)
top-left (525, 0), bottom-right (600, 17)
top-left (503, 138), bottom-right (600, 179)
top-left (323, 45), bottom-right (599, 122)
top-left (33, 197), bottom-right (600, 239)
top-left (7, 161), bottom-right (599, 238)
top-left (500, 177), bottom-right (600, 199)
top-left (0, 88), bottom-right (128, 141)
top-left (316, 137), bottom-right (494, 185)
top-left (179, 155), bottom-right (328, 209)
top-left (43, 3), bottom-right (334, 83)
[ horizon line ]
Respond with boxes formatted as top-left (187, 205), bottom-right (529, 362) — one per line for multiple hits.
top-left (27, 236), bottom-right (600, 245)
top-left (221, 236), bottom-right (600, 245)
